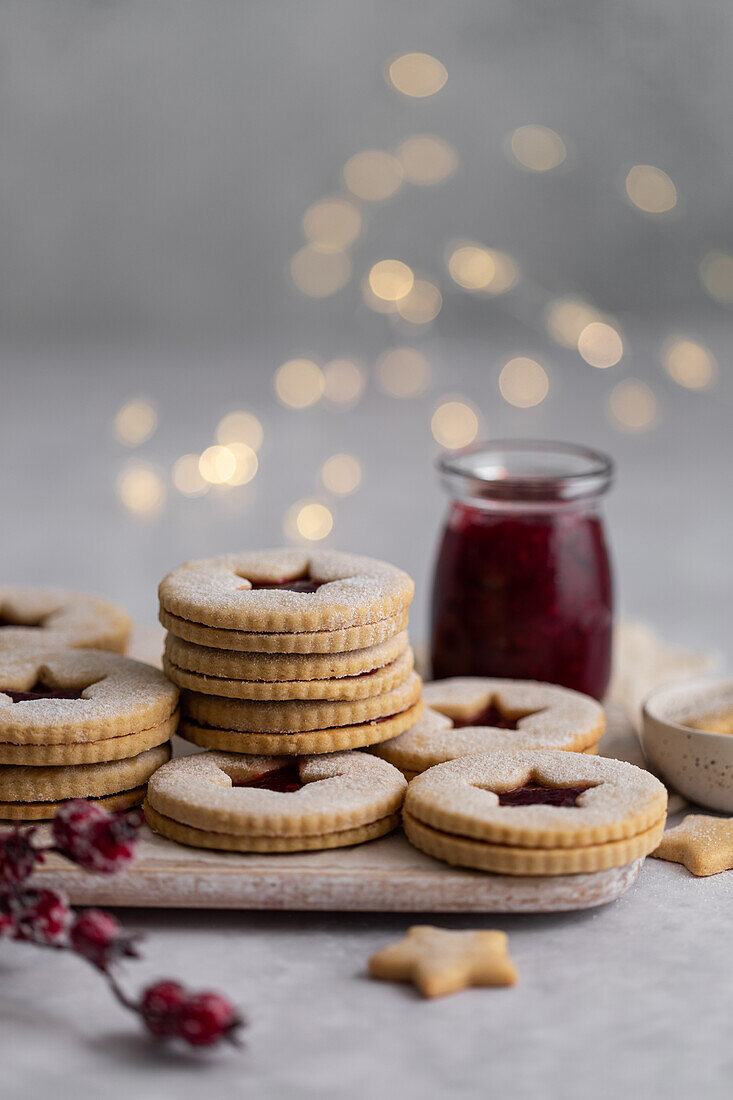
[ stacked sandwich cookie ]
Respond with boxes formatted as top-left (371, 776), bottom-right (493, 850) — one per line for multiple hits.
top-left (0, 646), bottom-right (178, 820)
top-left (159, 550), bottom-right (423, 755)
top-left (0, 586), bottom-right (131, 653)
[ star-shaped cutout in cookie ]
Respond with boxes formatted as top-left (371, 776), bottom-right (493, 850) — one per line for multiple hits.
top-left (651, 814), bottom-right (733, 876)
top-left (368, 925), bottom-right (518, 998)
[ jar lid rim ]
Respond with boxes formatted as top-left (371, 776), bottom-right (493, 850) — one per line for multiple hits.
top-left (437, 439), bottom-right (613, 502)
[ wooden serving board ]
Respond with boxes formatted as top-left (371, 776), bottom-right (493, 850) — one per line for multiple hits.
top-left (37, 827), bottom-right (644, 913)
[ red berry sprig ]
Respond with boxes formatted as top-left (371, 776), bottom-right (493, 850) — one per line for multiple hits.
top-left (0, 801), bottom-right (244, 1050)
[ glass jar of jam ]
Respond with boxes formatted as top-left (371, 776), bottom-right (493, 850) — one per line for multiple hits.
top-left (430, 440), bottom-right (614, 700)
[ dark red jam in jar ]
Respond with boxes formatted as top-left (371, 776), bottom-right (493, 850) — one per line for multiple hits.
top-left (430, 441), bottom-right (614, 700)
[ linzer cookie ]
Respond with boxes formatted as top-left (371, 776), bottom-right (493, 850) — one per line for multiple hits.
top-left (373, 679), bottom-right (605, 777)
top-left (144, 750), bottom-right (407, 852)
top-left (403, 750), bottom-right (667, 875)
top-left (0, 587), bottom-right (131, 653)
top-left (159, 549), bottom-right (413, 646)
top-left (0, 744), bottom-right (170, 821)
top-left (164, 645), bottom-right (414, 701)
top-left (159, 607), bottom-right (410, 655)
top-left (163, 630), bottom-right (410, 682)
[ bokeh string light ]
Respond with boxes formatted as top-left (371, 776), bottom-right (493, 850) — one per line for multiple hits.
top-left (172, 454), bottom-right (209, 498)
top-left (322, 358), bottom-right (366, 408)
top-left (699, 251), bottom-right (733, 306)
top-left (395, 279), bottom-right (442, 325)
top-left (117, 463), bottom-right (166, 516)
top-left (343, 151), bottom-right (403, 202)
top-left (431, 399), bottom-right (480, 448)
top-left (386, 52), bottom-right (448, 98)
top-left (302, 198), bottom-right (362, 252)
top-left (576, 321), bottom-right (624, 368)
top-left (508, 125), bottom-right (567, 172)
top-left (216, 411), bottom-right (264, 452)
top-left (396, 135), bottom-right (458, 185)
top-left (274, 359), bottom-right (325, 408)
top-left (321, 454), bottom-right (363, 496)
top-left (113, 399), bottom-right (157, 447)
top-left (290, 246), bottom-right (351, 297)
top-left (662, 337), bottom-right (717, 391)
top-left (624, 165), bottom-right (677, 214)
top-left (376, 348), bottom-right (432, 398)
top-left (368, 260), bottom-right (415, 302)
top-left (608, 380), bottom-right (659, 432)
top-left (283, 500), bottom-right (334, 542)
top-left (499, 358), bottom-right (550, 408)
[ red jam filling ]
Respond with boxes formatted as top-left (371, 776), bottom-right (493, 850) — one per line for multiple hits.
top-left (2, 683), bottom-right (84, 703)
top-left (430, 502), bottom-right (613, 700)
top-left (450, 703), bottom-right (537, 730)
top-left (240, 579), bottom-right (325, 594)
top-left (497, 784), bottom-right (588, 807)
top-left (234, 766), bottom-right (304, 793)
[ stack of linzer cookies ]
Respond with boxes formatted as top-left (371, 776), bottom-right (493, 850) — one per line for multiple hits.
top-left (0, 588), bottom-right (178, 820)
top-left (0, 552), bottom-right (672, 882)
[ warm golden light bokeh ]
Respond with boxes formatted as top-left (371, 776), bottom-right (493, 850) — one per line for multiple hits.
top-left (509, 125), bottom-right (567, 171)
top-left (172, 454), bottom-right (210, 497)
top-left (662, 337), bottom-right (717, 390)
top-left (321, 453), bottom-right (362, 496)
top-left (624, 165), bottom-right (677, 214)
top-left (396, 279), bottom-right (442, 325)
top-left (545, 299), bottom-right (602, 348)
top-left (322, 358), bottom-right (366, 408)
top-left (477, 251), bottom-right (520, 296)
top-left (431, 399), bottom-right (480, 449)
top-left (302, 198), bottom-right (362, 252)
top-left (577, 322), bottom-right (624, 368)
top-left (368, 260), bottom-right (415, 302)
top-left (447, 245), bottom-right (496, 290)
top-left (387, 53), bottom-right (448, 98)
top-left (376, 347), bottom-right (431, 398)
top-left (198, 445), bottom-right (237, 485)
top-left (361, 275), bottom-right (399, 314)
top-left (397, 135), bottom-right (458, 185)
top-left (343, 151), bottom-right (403, 202)
top-left (274, 359), bottom-right (325, 409)
top-left (117, 463), bottom-right (165, 516)
top-left (699, 251), bottom-right (733, 306)
top-left (608, 380), bottom-right (658, 432)
top-left (113, 399), bottom-right (157, 447)
top-left (216, 410), bottom-right (264, 452)
top-left (225, 442), bottom-right (259, 486)
top-left (290, 246), bottom-right (351, 297)
top-left (284, 500), bottom-right (334, 542)
top-left (499, 358), bottom-right (550, 408)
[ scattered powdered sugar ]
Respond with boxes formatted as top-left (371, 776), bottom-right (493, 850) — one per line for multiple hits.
top-left (147, 749), bottom-right (407, 835)
top-left (158, 549), bottom-right (414, 632)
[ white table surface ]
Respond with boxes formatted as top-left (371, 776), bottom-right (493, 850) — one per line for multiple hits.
top-left (3, 341), bottom-right (733, 1100)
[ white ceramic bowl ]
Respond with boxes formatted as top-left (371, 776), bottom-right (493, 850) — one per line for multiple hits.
top-left (641, 676), bottom-right (733, 812)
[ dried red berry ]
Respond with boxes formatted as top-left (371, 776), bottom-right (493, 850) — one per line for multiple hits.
top-left (176, 991), bottom-right (241, 1047)
top-left (52, 800), bottom-right (141, 874)
top-left (70, 909), bottom-right (139, 970)
top-left (14, 888), bottom-right (71, 945)
top-left (0, 827), bottom-right (42, 886)
top-left (0, 898), bottom-right (16, 937)
top-left (140, 980), bottom-right (187, 1038)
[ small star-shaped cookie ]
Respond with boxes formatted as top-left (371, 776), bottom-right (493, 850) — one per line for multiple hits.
top-left (368, 925), bottom-right (518, 998)
top-left (651, 814), bottom-right (733, 876)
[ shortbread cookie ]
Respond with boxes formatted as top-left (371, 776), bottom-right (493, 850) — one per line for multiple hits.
top-left (369, 926), bottom-right (518, 998)
top-left (0, 743), bottom-right (170, 803)
top-left (421, 678), bottom-right (605, 753)
top-left (1, 785), bottom-right (147, 821)
top-left (164, 630), bottom-right (410, 681)
top-left (0, 587), bottom-right (131, 653)
top-left (403, 751), bottom-right (667, 875)
top-left (160, 607), bottom-right (409, 654)
top-left (182, 672), bottom-right (421, 733)
top-left (163, 647), bottom-right (414, 701)
top-left (651, 814), bottom-right (733, 876)
top-left (159, 549), bottom-right (414, 633)
top-left (179, 700), bottom-right (424, 756)
top-left (0, 712), bottom-right (178, 766)
top-left (0, 649), bottom-right (179, 744)
top-left (145, 749), bottom-right (407, 851)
